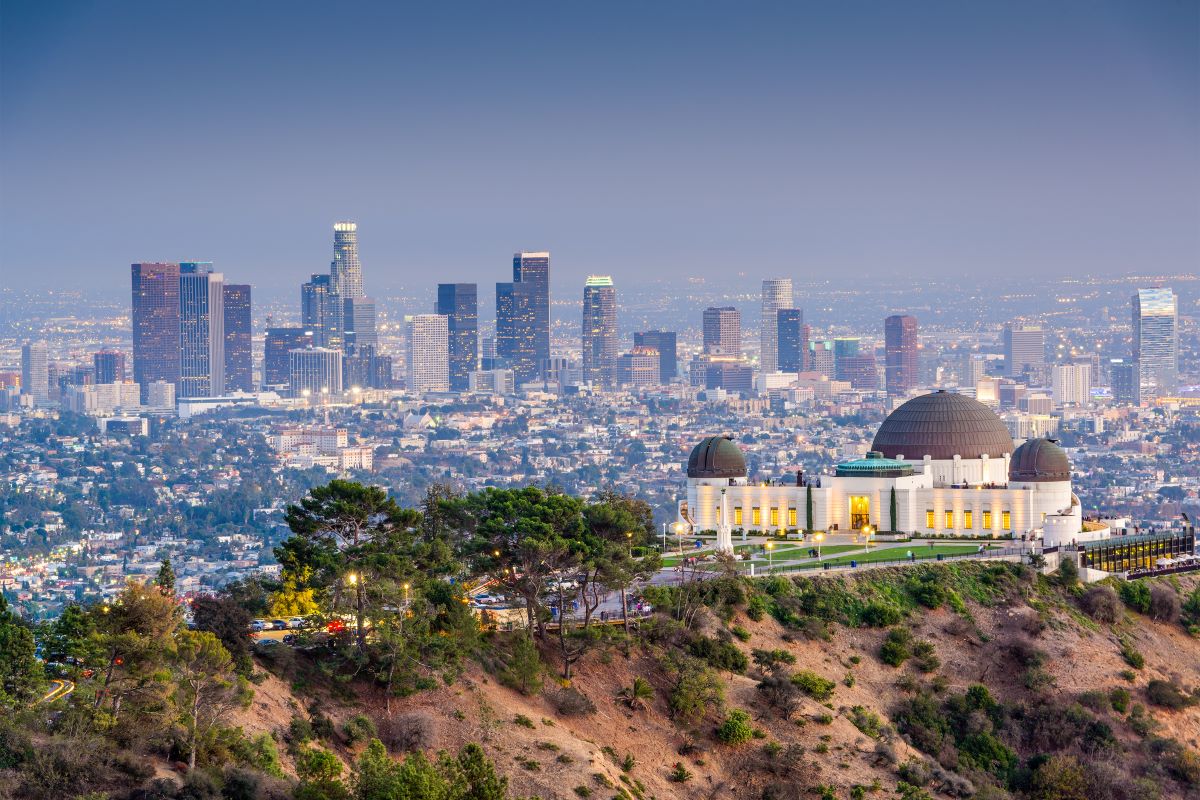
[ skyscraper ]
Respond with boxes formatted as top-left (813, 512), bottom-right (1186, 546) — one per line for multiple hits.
top-left (760, 278), bottom-right (793, 372)
top-left (703, 307), bottom-right (741, 356)
top-left (223, 284), bottom-right (253, 393)
top-left (1132, 287), bottom-right (1178, 401)
top-left (179, 262), bottom-right (225, 397)
top-left (264, 327), bottom-right (313, 389)
top-left (581, 275), bottom-right (618, 388)
top-left (884, 314), bottom-right (918, 398)
top-left (131, 262), bottom-right (181, 403)
top-left (343, 296), bottom-right (378, 355)
top-left (407, 314), bottom-right (450, 393)
top-left (302, 274), bottom-right (342, 349)
top-left (20, 341), bottom-right (49, 405)
top-left (437, 283), bottom-right (479, 392)
top-left (1003, 324), bottom-right (1045, 378)
top-left (633, 330), bottom-right (677, 382)
top-left (616, 346), bottom-right (661, 387)
top-left (776, 309), bottom-right (806, 372)
top-left (331, 221), bottom-right (363, 299)
top-left (495, 279), bottom-right (538, 382)
top-left (1052, 362), bottom-right (1092, 407)
top-left (290, 347), bottom-right (343, 397)
top-left (513, 251), bottom-right (550, 366)
top-left (93, 350), bottom-right (127, 385)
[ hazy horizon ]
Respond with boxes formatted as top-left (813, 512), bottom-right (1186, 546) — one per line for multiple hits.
top-left (2, 0), bottom-right (1197, 292)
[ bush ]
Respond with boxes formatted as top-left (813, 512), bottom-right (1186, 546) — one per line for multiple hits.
top-left (848, 706), bottom-right (885, 739)
top-left (342, 714), bottom-right (377, 746)
top-left (731, 625), bottom-right (751, 642)
top-left (913, 640), bottom-right (940, 673)
top-left (860, 601), bottom-right (904, 627)
top-left (1120, 640), bottom-right (1145, 670)
top-left (792, 670), bottom-right (836, 700)
top-left (908, 577), bottom-right (947, 609)
top-left (1149, 585), bottom-right (1181, 623)
top-left (1030, 755), bottom-right (1088, 800)
top-left (757, 671), bottom-right (802, 717)
top-left (1118, 581), bottom-right (1152, 614)
top-left (1080, 585), bottom-right (1121, 623)
top-left (549, 687), bottom-right (596, 717)
top-left (751, 648), bottom-right (796, 673)
top-left (287, 716), bottom-right (315, 745)
top-left (880, 628), bottom-right (912, 667)
top-left (1146, 680), bottom-right (1194, 710)
top-left (688, 634), bottom-right (748, 673)
top-left (715, 709), bottom-right (754, 745)
top-left (1056, 558), bottom-right (1079, 588)
top-left (668, 762), bottom-right (693, 782)
top-left (1109, 687), bottom-right (1131, 713)
top-left (378, 712), bottom-right (435, 752)
top-left (670, 666), bottom-right (724, 724)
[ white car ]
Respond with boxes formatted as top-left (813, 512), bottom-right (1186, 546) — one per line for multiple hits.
top-left (287, 617), bottom-right (307, 629)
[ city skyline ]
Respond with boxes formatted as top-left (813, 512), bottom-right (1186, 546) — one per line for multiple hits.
top-left (2, 1), bottom-right (1197, 291)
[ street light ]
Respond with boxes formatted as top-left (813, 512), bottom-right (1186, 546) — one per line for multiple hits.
top-left (626, 531), bottom-right (633, 558)
top-left (347, 573), bottom-right (358, 586)
top-left (765, 540), bottom-right (774, 573)
top-left (672, 522), bottom-right (685, 558)
top-left (402, 582), bottom-right (410, 605)
top-left (814, 531), bottom-right (825, 560)
top-left (862, 525), bottom-right (874, 550)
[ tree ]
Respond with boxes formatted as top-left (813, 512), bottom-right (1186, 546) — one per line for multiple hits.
top-left (805, 484), bottom-right (814, 533)
top-left (191, 595), bottom-right (253, 675)
top-left (156, 558), bottom-right (176, 593)
top-left (616, 676), bottom-right (654, 710)
top-left (0, 594), bottom-right (44, 708)
top-left (171, 629), bottom-right (248, 771)
top-left (890, 487), bottom-right (899, 533)
top-left (499, 632), bottom-right (543, 696)
top-left (92, 580), bottom-right (182, 724)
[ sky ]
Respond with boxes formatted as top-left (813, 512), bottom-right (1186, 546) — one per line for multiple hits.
top-left (1, 0), bottom-right (1197, 297)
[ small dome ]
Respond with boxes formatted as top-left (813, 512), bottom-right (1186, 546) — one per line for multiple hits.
top-left (687, 436), bottom-right (746, 479)
top-left (1009, 438), bottom-right (1071, 483)
top-left (871, 391), bottom-right (1014, 461)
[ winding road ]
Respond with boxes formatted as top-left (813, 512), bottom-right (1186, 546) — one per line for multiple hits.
top-left (38, 678), bottom-right (75, 705)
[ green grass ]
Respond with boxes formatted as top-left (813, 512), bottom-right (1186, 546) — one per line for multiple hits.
top-left (790, 544), bottom-right (997, 569)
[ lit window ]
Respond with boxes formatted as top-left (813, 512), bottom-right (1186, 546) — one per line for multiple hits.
top-left (926, 510), bottom-right (935, 528)
top-left (716, 507), bottom-right (721, 523)
top-left (964, 510), bottom-right (973, 529)
top-left (788, 508), bottom-right (797, 527)
top-left (945, 510), bottom-right (955, 529)
top-left (982, 510), bottom-right (992, 529)
top-left (752, 507), bottom-right (761, 526)
top-left (1002, 510), bottom-right (1011, 530)
top-left (770, 507), bottom-right (780, 527)
top-left (733, 507), bottom-right (742, 525)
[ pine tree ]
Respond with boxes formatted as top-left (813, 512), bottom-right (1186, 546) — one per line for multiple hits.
top-left (805, 485), bottom-right (814, 533)
top-left (156, 558), bottom-right (176, 593)
top-left (890, 487), bottom-right (899, 533)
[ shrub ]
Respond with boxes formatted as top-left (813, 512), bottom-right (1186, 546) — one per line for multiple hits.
top-left (287, 716), bottom-right (315, 745)
top-left (668, 762), bottom-right (693, 782)
top-left (513, 714), bottom-right (535, 729)
top-left (792, 670), bottom-right (836, 700)
top-left (670, 666), bottom-right (725, 724)
top-left (342, 714), bottom-right (377, 746)
top-left (1120, 639), bottom-right (1145, 670)
top-left (731, 625), bottom-right (752, 642)
top-left (550, 688), bottom-right (597, 717)
top-left (688, 634), bottom-right (748, 674)
top-left (1146, 680), bottom-right (1194, 710)
top-left (757, 671), bottom-right (802, 717)
top-left (716, 709), bottom-right (755, 745)
top-left (1149, 585), bottom-right (1180, 622)
top-left (912, 640), bottom-right (940, 673)
top-left (616, 676), bottom-right (654, 711)
top-left (1148, 737), bottom-right (1200, 787)
top-left (880, 628), bottom-right (912, 667)
top-left (1056, 558), bottom-right (1079, 588)
top-left (1118, 581), bottom-right (1152, 614)
top-left (499, 633), bottom-right (543, 695)
top-left (860, 601), bottom-right (903, 627)
top-left (1080, 585), bottom-right (1121, 623)
top-left (908, 577), bottom-right (947, 609)
top-left (1109, 687), bottom-right (1131, 713)
top-left (751, 648), bottom-right (797, 673)
top-left (378, 712), bottom-right (435, 752)
top-left (848, 706), bottom-right (885, 739)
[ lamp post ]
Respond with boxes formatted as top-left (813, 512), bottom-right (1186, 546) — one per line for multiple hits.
top-left (766, 540), bottom-right (774, 573)
top-left (402, 582), bottom-right (410, 606)
top-left (814, 531), bottom-right (825, 560)
top-left (862, 525), bottom-right (874, 550)
top-left (626, 531), bottom-right (633, 558)
top-left (672, 521), bottom-right (685, 558)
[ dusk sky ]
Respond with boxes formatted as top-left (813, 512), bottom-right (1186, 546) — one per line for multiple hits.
top-left (1, 0), bottom-right (1197, 295)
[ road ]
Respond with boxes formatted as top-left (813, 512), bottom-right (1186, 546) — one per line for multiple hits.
top-left (38, 678), bottom-right (75, 705)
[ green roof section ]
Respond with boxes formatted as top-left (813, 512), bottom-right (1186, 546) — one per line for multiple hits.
top-left (835, 450), bottom-right (915, 478)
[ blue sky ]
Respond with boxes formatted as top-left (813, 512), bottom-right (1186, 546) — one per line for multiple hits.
top-left (1, 0), bottom-right (1196, 294)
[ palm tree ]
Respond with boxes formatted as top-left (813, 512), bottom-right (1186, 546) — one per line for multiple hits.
top-left (616, 676), bottom-right (654, 710)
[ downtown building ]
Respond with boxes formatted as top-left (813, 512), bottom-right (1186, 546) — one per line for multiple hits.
top-left (179, 262), bottom-right (225, 398)
top-left (406, 314), bottom-right (450, 394)
top-left (437, 283), bottom-right (478, 391)
top-left (223, 284), bottom-right (253, 393)
top-left (496, 251), bottom-right (550, 383)
top-left (760, 278), bottom-right (793, 372)
top-left (581, 275), bottom-right (617, 389)
top-left (633, 330), bottom-right (677, 382)
top-left (1132, 287), bottom-right (1178, 402)
top-left (1003, 323), bottom-right (1045, 379)
top-left (20, 341), bottom-right (50, 406)
top-left (884, 314), bottom-right (918, 399)
top-left (776, 309), bottom-right (806, 373)
top-left (289, 347), bottom-right (343, 398)
top-left (131, 262), bottom-right (182, 403)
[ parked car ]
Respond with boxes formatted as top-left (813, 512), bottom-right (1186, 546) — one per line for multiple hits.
top-left (255, 638), bottom-right (280, 648)
top-left (282, 634), bottom-right (298, 646)
top-left (249, 620), bottom-right (265, 632)
top-left (287, 617), bottom-right (307, 629)
top-left (270, 619), bottom-right (288, 630)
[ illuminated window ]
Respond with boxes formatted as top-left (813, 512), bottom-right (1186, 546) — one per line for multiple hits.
top-left (849, 495), bottom-right (870, 529)
top-left (770, 507), bottom-right (780, 527)
top-left (964, 510), bottom-right (973, 529)
top-left (788, 508), bottom-right (797, 527)
top-left (926, 510), bottom-right (935, 528)
top-left (982, 510), bottom-right (992, 529)
top-left (1002, 510), bottom-right (1011, 530)
top-left (733, 507), bottom-right (742, 526)
top-left (945, 510), bottom-right (955, 529)
top-left (752, 507), bottom-right (761, 526)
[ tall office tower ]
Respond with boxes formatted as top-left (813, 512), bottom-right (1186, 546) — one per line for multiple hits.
top-left (634, 330), bottom-right (677, 382)
top-left (264, 327), bottom-right (313, 389)
top-left (179, 262), bottom-right (225, 397)
top-left (20, 341), bottom-right (49, 405)
top-left (289, 347), bottom-right (343, 398)
top-left (841, 354), bottom-right (879, 390)
top-left (832, 337), bottom-right (862, 383)
top-left (407, 314), bottom-right (450, 393)
top-left (704, 361), bottom-right (754, 396)
top-left (480, 336), bottom-right (498, 370)
top-left (962, 353), bottom-right (987, 387)
top-left (302, 274), bottom-right (343, 349)
top-left (760, 278), bottom-right (793, 372)
top-left (884, 314), bottom-right (919, 398)
top-left (331, 221), bottom-right (363, 299)
top-left (222, 284), bottom-right (253, 392)
top-left (776, 309), bottom-right (805, 372)
top-left (1132, 287), bottom-right (1178, 401)
top-left (1003, 324), bottom-right (1045, 378)
top-left (512, 251), bottom-right (550, 365)
top-left (1052, 362), bottom-right (1092, 407)
top-left (93, 350), bottom-right (127, 385)
top-left (616, 346), bottom-right (661, 387)
top-left (131, 262), bottom-right (182, 403)
top-left (495, 280), bottom-right (538, 382)
top-left (437, 283), bottom-right (479, 391)
top-left (703, 307), bottom-right (741, 356)
top-left (810, 340), bottom-right (835, 377)
top-left (343, 296), bottom-right (378, 355)
top-left (581, 275), bottom-right (618, 388)
top-left (1109, 359), bottom-right (1137, 404)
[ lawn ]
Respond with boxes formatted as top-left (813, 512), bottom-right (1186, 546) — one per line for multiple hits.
top-left (789, 543), bottom-right (998, 569)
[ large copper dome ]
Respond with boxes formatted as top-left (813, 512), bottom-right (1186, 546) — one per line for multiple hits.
top-left (1009, 438), bottom-right (1071, 482)
top-left (686, 436), bottom-right (747, 479)
top-left (871, 391), bottom-right (1014, 461)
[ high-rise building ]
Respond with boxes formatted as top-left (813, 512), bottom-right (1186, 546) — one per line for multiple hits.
top-left (704, 361), bottom-right (754, 396)
top-left (1052, 362), bottom-right (1092, 407)
top-left (703, 307), bottom-right (741, 356)
top-left (480, 336), bottom-right (498, 370)
top-left (302, 274), bottom-right (343, 349)
top-left (884, 314), bottom-right (918, 398)
top-left (20, 341), bottom-right (49, 405)
top-left (331, 221), bottom-right (363, 299)
top-left (760, 278), bottom-right (793, 372)
top-left (616, 346), bottom-right (661, 387)
top-left (343, 296), bottom-right (378, 355)
top-left (581, 275), bottom-right (618, 388)
top-left (93, 350), bottom-right (127, 385)
top-left (264, 328), bottom-right (314, 389)
top-left (512, 251), bottom-right (550, 365)
top-left (223, 284), bottom-right (253, 393)
top-left (437, 283), bottom-right (479, 392)
top-left (289, 347), bottom-right (343, 398)
top-left (1132, 287), bottom-right (1178, 401)
top-left (1109, 358), bottom-right (1137, 404)
top-left (810, 340), bottom-right (835, 378)
top-left (179, 262), bottom-right (225, 398)
top-left (841, 354), bottom-right (879, 391)
top-left (1003, 324), bottom-right (1045, 378)
top-left (962, 353), bottom-right (988, 387)
top-left (131, 262), bottom-right (181, 403)
top-left (633, 330), bottom-right (677, 382)
top-left (407, 314), bottom-right (450, 394)
top-left (495, 279), bottom-right (538, 382)
top-left (776, 309), bottom-right (805, 372)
